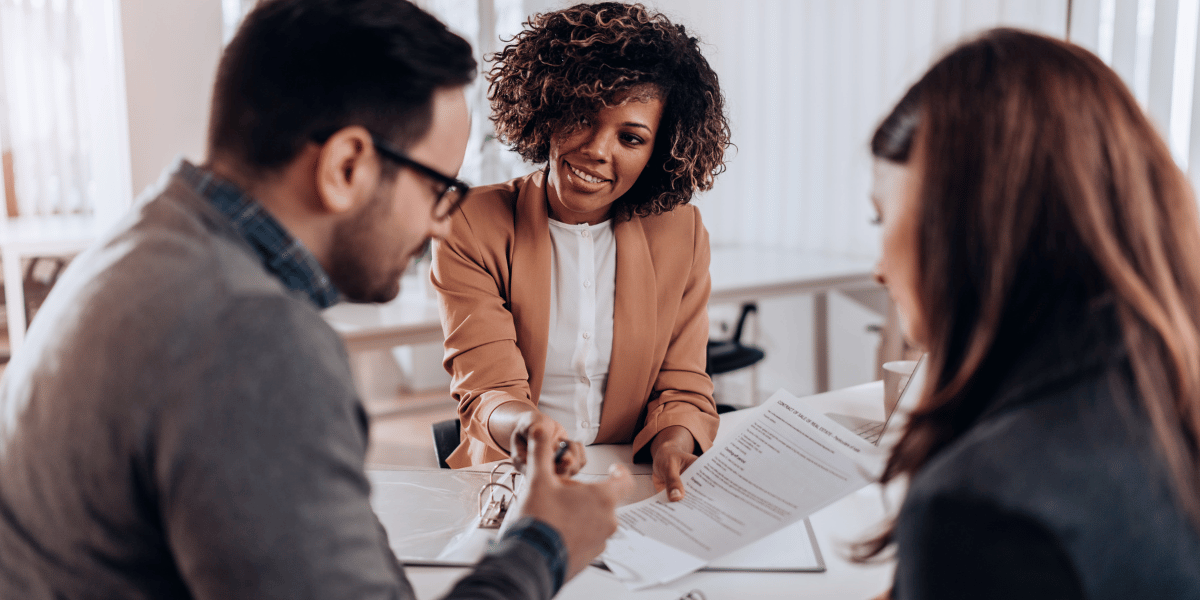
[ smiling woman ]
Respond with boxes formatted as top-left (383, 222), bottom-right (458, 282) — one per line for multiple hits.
top-left (431, 2), bottom-right (731, 502)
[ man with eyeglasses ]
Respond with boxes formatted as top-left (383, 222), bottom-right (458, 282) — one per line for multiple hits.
top-left (0, 1), bottom-right (631, 599)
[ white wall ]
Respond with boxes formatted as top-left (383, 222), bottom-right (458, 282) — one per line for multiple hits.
top-left (120, 0), bottom-right (222, 198)
top-left (0, 0), bottom-right (133, 222)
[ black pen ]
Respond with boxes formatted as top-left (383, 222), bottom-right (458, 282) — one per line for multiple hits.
top-left (553, 440), bottom-right (570, 466)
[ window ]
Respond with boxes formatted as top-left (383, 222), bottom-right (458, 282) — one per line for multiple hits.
top-left (0, 0), bottom-right (131, 222)
top-left (1071, 0), bottom-right (1200, 177)
top-left (413, 0), bottom-right (535, 187)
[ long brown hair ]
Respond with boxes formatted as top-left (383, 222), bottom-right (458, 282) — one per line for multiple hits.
top-left (860, 28), bottom-right (1200, 558)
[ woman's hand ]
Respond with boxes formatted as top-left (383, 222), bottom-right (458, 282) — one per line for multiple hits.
top-left (507, 409), bottom-right (586, 477)
top-left (650, 425), bottom-right (699, 501)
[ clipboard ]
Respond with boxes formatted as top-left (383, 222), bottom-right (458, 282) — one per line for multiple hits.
top-left (369, 464), bottom-right (522, 567)
top-left (367, 465), bottom-right (825, 573)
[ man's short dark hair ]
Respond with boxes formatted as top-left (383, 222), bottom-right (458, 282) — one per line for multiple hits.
top-left (208, 0), bottom-right (476, 174)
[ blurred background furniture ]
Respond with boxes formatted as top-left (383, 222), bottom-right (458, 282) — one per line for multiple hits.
top-left (706, 302), bottom-right (765, 413)
top-left (0, 214), bottom-right (103, 353)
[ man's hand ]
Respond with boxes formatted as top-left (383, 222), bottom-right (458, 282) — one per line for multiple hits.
top-left (518, 426), bottom-right (634, 579)
top-left (508, 410), bottom-right (586, 477)
top-left (650, 425), bottom-right (699, 502)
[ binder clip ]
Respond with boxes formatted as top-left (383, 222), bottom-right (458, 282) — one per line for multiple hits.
top-left (478, 461), bottom-right (522, 529)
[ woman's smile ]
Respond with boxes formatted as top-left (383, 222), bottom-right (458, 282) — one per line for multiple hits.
top-left (564, 160), bottom-right (610, 188)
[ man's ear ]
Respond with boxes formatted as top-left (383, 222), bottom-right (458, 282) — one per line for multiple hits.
top-left (314, 125), bottom-right (378, 215)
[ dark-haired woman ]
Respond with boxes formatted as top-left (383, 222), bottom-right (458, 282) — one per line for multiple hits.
top-left (866, 28), bottom-right (1200, 598)
top-left (431, 3), bottom-right (730, 502)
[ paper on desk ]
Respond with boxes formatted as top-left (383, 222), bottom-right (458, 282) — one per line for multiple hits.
top-left (705, 518), bottom-right (822, 571)
top-left (602, 389), bottom-right (884, 589)
top-left (603, 528), bottom-right (706, 589)
top-left (557, 566), bottom-right (683, 600)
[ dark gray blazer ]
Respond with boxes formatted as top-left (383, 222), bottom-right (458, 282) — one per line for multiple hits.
top-left (894, 306), bottom-right (1200, 599)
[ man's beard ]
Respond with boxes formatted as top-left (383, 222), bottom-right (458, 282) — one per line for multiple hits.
top-left (328, 183), bottom-right (405, 304)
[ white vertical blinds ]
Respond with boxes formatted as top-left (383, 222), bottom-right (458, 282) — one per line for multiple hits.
top-left (1071, 0), bottom-right (1200, 186)
top-left (77, 0), bottom-right (132, 227)
top-left (682, 0), bottom-right (1068, 259)
top-left (688, 0), bottom-right (1200, 257)
top-left (0, 0), bottom-right (131, 222)
top-left (1169, 0), bottom-right (1200, 165)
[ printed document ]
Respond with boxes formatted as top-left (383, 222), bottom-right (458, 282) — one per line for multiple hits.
top-left (602, 389), bottom-right (885, 589)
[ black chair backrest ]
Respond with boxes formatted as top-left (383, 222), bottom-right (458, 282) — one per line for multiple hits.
top-left (730, 303), bottom-right (758, 343)
top-left (706, 302), bottom-right (765, 376)
top-left (431, 418), bottom-right (461, 469)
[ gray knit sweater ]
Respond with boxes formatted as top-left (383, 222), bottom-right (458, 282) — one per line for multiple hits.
top-left (0, 163), bottom-right (557, 600)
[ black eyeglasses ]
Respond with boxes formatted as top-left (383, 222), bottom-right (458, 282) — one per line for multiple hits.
top-left (371, 135), bottom-right (470, 221)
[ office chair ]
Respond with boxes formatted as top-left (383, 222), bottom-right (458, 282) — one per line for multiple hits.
top-left (431, 418), bottom-right (461, 469)
top-left (706, 303), bottom-right (765, 413)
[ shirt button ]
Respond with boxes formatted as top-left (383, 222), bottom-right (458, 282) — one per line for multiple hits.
top-left (582, 332), bottom-right (591, 339)
top-left (579, 376), bottom-right (588, 384)
top-left (581, 420), bottom-right (590, 428)
top-left (583, 280), bottom-right (592, 288)
top-left (581, 230), bottom-right (590, 238)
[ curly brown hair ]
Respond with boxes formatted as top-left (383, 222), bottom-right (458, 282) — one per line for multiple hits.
top-left (487, 2), bottom-right (730, 218)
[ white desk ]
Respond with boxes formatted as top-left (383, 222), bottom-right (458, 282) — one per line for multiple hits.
top-left (0, 214), bottom-right (106, 352)
top-left (324, 247), bottom-right (878, 392)
top-left (383, 381), bottom-right (897, 599)
top-left (323, 296), bottom-right (444, 353)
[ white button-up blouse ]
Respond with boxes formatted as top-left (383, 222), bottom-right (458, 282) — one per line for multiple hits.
top-left (539, 218), bottom-right (617, 444)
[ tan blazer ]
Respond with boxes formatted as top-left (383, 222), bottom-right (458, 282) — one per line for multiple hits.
top-left (432, 171), bottom-right (719, 467)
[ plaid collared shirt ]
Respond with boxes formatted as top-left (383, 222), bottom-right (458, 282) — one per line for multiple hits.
top-left (177, 161), bottom-right (340, 309)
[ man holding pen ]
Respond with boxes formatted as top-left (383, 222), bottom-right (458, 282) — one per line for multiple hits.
top-left (0, 1), bottom-right (631, 598)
